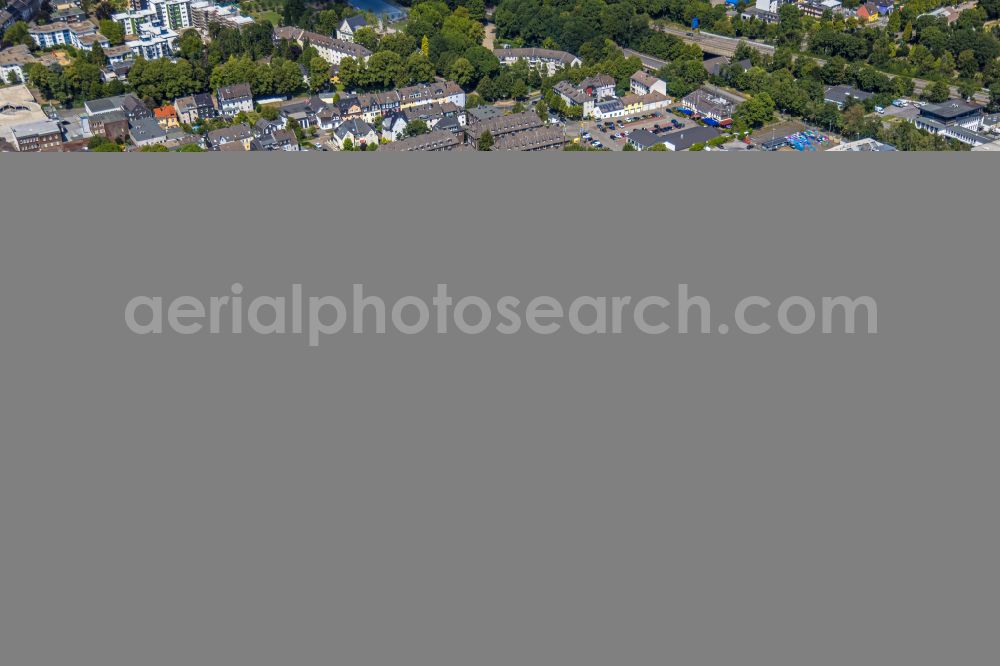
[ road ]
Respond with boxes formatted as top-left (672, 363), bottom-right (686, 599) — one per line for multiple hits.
top-left (654, 25), bottom-right (774, 57)
top-left (651, 24), bottom-right (989, 105)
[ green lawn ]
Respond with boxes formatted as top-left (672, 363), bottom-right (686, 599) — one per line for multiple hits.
top-left (253, 10), bottom-right (283, 26)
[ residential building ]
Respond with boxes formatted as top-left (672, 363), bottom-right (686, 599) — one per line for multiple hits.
top-left (153, 0), bottom-right (193, 31)
top-left (189, 0), bottom-right (254, 33)
top-left (918, 2), bottom-right (976, 24)
top-left (554, 74), bottom-right (616, 118)
top-left (381, 129), bottom-right (464, 151)
top-left (113, 8), bottom-right (159, 35)
top-left (273, 26), bottom-right (372, 65)
top-left (206, 122), bottom-right (254, 150)
top-left (381, 102), bottom-right (464, 141)
top-left (103, 45), bottom-right (135, 66)
top-left (88, 109), bottom-right (130, 141)
top-left (0, 10), bottom-right (14, 32)
top-left (49, 6), bottom-right (88, 23)
top-left (856, 3), bottom-right (878, 22)
top-left (9, 118), bottom-right (63, 151)
top-left (466, 105), bottom-right (504, 123)
top-left (740, 7), bottom-right (781, 22)
top-left (754, 0), bottom-right (794, 11)
top-left (336, 15), bottom-right (368, 42)
top-left (217, 83), bottom-right (254, 116)
top-left (703, 55), bottom-right (731, 77)
top-left (658, 125), bottom-right (721, 151)
top-left (619, 91), bottom-right (671, 115)
top-left (356, 81), bottom-right (466, 124)
top-left (279, 96), bottom-right (328, 130)
top-left (466, 111), bottom-right (545, 145)
top-left (629, 71), bottom-right (667, 97)
top-left (76, 32), bottom-right (112, 52)
top-left (681, 87), bottom-right (741, 123)
top-left (333, 118), bottom-right (377, 149)
top-left (125, 22), bottom-right (178, 60)
top-left (0, 45), bottom-right (57, 84)
top-left (174, 93), bottom-right (216, 124)
top-left (0, 85), bottom-right (48, 144)
top-left (29, 20), bottom-right (101, 49)
top-left (592, 98), bottom-right (626, 120)
top-left (85, 94), bottom-right (151, 121)
top-left (153, 105), bottom-right (180, 129)
top-left (493, 46), bottom-right (581, 75)
top-left (493, 125), bottom-right (565, 151)
top-left (799, 0), bottom-right (842, 18)
top-left (5, 0), bottom-right (42, 25)
top-left (823, 85), bottom-right (873, 109)
top-left (250, 128), bottom-right (299, 151)
top-left (128, 117), bottom-right (168, 146)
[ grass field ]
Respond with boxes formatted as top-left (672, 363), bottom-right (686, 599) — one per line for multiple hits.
top-left (253, 10), bottom-right (283, 26)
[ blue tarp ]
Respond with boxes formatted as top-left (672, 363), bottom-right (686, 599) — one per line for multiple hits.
top-left (702, 117), bottom-right (720, 126)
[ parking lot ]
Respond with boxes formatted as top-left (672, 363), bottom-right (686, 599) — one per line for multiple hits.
top-left (573, 111), bottom-right (701, 150)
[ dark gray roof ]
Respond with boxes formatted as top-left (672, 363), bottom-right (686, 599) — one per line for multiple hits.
top-left (824, 85), bottom-right (874, 105)
top-left (217, 83), bottom-right (253, 102)
top-left (660, 125), bottom-right (721, 150)
top-left (128, 117), bottom-right (166, 141)
top-left (335, 118), bottom-right (374, 139)
top-left (920, 99), bottom-right (984, 121)
top-left (343, 15), bottom-right (367, 30)
top-left (627, 129), bottom-right (665, 149)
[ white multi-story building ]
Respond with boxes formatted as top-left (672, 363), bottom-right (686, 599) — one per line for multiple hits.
top-left (28, 21), bottom-right (100, 49)
top-left (114, 8), bottom-right (158, 35)
top-left (190, 0), bottom-right (254, 33)
top-left (154, 0), bottom-right (192, 31)
top-left (116, 1), bottom-right (190, 35)
top-left (125, 21), bottom-right (178, 60)
top-left (273, 26), bottom-right (372, 65)
top-left (493, 47), bottom-right (581, 76)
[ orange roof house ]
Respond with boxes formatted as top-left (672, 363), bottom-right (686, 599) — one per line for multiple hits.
top-left (153, 105), bottom-right (179, 129)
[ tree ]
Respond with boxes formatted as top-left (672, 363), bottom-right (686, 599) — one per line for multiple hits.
top-left (510, 77), bottom-right (528, 100)
top-left (622, 142), bottom-right (636, 151)
top-left (957, 79), bottom-right (979, 100)
top-left (140, 144), bottom-right (170, 152)
top-left (365, 51), bottom-right (404, 89)
top-left (93, 2), bottom-right (116, 21)
top-left (98, 19), bottom-right (125, 46)
top-left (283, 0), bottom-right (307, 27)
top-left (405, 51), bottom-right (436, 84)
top-left (465, 92), bottom-right (482, 109)
top-left (476, 129), bottom-right (494, 150)
top-left (421, 35), bottom-right (430, 57)
top-left (353, 27), bottom-right (380, 51)
top-left (460, 0), bottom-right (484, 21)
top-left (3, 21), bottom-right (32, 47)
top-left (309, 56), bottom-right (331, 92)
top-left (841, 103), bottom-right (868, 138)
top-left (649, 143), bottom-right (667, 151)
top-left (990, 83), bottom-right (1000, 113)
top-left (924, 80), bottom-right (950, 103)
top-left (313, 10), bottom-right (339, 36)
top-left (535, 99), bottom-right (548, 123)
top-left (404, 119), bottom-right (430, 136)
top-left (342, 137), bottom-right (354, 151)
top-left (450, 57), bottom-right (475, 87)
top-left (733, 92), bottom-right (775, 129)
top-left (177, 143), bottom-right (205, 152)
